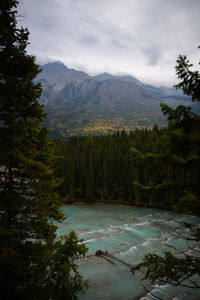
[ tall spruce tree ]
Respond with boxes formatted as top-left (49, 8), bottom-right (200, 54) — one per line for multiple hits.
top-left (0, 1), bottom-right (87, 299)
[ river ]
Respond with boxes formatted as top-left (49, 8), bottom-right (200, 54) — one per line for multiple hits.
top-left (57, 203), bottom-right (200, 300)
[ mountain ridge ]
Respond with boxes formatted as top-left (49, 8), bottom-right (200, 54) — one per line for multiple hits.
top-left (36, 61), bottom-right (192, 137)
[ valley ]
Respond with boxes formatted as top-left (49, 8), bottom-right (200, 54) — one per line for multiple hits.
top-left (37, 62), bottom-right (192, 137)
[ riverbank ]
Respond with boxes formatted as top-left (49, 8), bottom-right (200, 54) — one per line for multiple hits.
top-left (63, 197), bottom-right (174, 211)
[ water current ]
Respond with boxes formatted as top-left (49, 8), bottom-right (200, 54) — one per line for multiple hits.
top-left (57, 203), bottom-right (200, 300)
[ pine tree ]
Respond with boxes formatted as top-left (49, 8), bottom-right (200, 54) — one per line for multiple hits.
top-left (131, 49), bottom-right (200, 291)
top-left (0, 1), bottom-right (87, 299)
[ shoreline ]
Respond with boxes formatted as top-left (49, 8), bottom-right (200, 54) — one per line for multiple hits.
top-left (63, 198), bottom-right (174, 211)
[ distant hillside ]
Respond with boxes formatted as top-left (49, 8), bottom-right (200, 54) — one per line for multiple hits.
top-left (37, 61), bottom-right (192, 137)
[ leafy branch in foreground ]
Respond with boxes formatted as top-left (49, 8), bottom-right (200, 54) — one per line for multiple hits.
top-left (131, 223), bottom-right (200, 289)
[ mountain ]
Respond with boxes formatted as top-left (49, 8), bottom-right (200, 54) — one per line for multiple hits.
top-left (37, 61), bottom-right (192, 137)
top-left (94, 72), bottom-right (143, 85)
top-left (93, 72), bottom-right (114, 81)
top-left (37, 62), bottom-right (91, 106)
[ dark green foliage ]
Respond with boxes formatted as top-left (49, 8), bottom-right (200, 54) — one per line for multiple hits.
top-left (131, 252), bottom-right (194, 283)
top-left (131, 88), bottom-right (200, 209)
top-left (173, 192), bottom-right (200, 214)
top-left (54, 127), bottom-right (165, 205)
top-left (131, 223), bottom-right (200, 289)
top-left (0, 1), bottom-right (87, 299)
top-left (131, 51), bottom-right (200, 290)
top-left (174, 53), bottom-right (200, 102)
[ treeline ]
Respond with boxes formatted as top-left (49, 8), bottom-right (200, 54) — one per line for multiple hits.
top-left (54, 104), bottom-right (200, 213)
top-left (54, 126), bottom-right (164, 203)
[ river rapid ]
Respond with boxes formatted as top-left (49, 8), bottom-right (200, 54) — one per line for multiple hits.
top-left (57, 203), bottom-right (200, 300)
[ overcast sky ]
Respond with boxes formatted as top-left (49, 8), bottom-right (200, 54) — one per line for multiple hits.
top-left (18, 0), bottom-right (200, 87)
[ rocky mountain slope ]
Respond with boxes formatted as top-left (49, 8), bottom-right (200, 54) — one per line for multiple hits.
top-left (37, 61), bottom-right (192, 137)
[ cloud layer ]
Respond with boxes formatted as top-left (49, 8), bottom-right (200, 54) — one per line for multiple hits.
top-left (18, 0), bottom-right (200, 86)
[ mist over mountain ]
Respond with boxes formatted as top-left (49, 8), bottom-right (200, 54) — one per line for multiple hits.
top-left (37, 61), bottom-right (192, 137)
top-left (94, 72), bottom-right (143, 86)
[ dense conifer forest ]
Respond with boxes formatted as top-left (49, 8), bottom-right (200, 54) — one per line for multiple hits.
top-left (54, 103), bottom-right (200, 214)
top-left (54, 127), bottom-right (164, 204)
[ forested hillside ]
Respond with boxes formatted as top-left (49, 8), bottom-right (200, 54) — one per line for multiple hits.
top-left (55, 102), bottom-right (200, 213)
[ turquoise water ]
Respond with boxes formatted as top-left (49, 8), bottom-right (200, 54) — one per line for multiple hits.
top-left (57, 204), bottom-right (200, 300)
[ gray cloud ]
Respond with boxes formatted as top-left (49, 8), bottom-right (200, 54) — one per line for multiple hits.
top-left (142, 45), bottom-right (163, 66)
top-left (18, 0), bottom-right (200, 86)
top-left (79, 34), bottom-right (99, 46)
top-left (110, 38), bottom-right (127, 49)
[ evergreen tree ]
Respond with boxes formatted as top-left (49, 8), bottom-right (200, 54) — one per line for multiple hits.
top-left (131, 49), bottom-right (200, 290)
top-left (174, 50), bottom-right (200, 101)
top-left (0, 1), bottom-right (87, 299)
